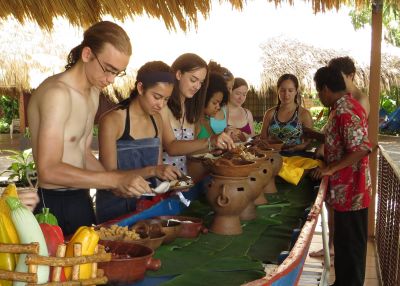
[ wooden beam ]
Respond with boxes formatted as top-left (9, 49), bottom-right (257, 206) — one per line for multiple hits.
top-left (18, 89), bottom-right (26, 133)
top-left (368, 0), bottom-right (383, 238)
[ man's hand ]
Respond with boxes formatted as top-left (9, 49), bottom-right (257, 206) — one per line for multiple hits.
top-left (18, 190), bottom-right (40, 212)
top-left (115, 173), bottom-right (152, 198)
top-left (154, 164), bottom-right (181, 181)
top-left (310, 166), bottom-right (334, 180)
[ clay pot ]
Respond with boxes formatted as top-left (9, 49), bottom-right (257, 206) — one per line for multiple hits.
top-left (240, 159), bottom-right (274, 220)
top-left (263, 151), bottom-right (283, 194)
top-left (249, 146), bottom-right (283, 194)
top-left (156, 216), bottom-right (204, 238)
top-left (187, 156), bottom-right (210, 183)
top-left (206, 175), bottom-right (250, 235)
top-left (140, 219), bottom-right (183, 244)
top-left (98, 240), bottom-right (161, 284)
top-left (208, 158), bottom-right (259, 177)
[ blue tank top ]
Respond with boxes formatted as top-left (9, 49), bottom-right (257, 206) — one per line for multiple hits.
top-left (210, 107), bottom-right (227, 134)
top-left (268, 105), bottom-right (303, 146)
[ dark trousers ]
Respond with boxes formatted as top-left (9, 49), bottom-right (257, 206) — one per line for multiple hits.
top-left (35, 188), bottom-right (97, 237)
top-left (333, 208), bottom-right (368, 286)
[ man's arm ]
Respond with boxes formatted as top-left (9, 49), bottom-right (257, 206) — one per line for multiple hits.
top-left (318, 150), bottom-right (369, 177)
top-left (35, 87), bottom-right (150, 196)
top-left (85, 130), bottom-right (106, 172)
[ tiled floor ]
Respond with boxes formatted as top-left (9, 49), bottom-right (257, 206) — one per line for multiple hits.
top-left (306, 232), bottom-right (380, 286)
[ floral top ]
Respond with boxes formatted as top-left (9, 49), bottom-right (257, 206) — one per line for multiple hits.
top-left (324, 94), bottom-right (372, 212)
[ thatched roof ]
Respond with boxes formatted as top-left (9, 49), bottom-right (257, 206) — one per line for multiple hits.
top-left (0, 0), bottom-right (396, 32)
top-left (259, 36), bottom-right (400, 96)
top-left (0, 0), bottom-right (245, 32)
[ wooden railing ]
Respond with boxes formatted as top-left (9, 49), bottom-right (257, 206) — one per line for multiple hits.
top-left (244, 177), bottom-right (328, 286)
top-left (377, 146), bottom-right (400, 286)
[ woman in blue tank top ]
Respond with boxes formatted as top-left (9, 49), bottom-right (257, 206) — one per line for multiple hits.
top-left (97, 61), bottom-right (181, 223)
top-left (260, 74), bottom-right (313, 154)
top-left (208, 61), bottom-right (234, 134)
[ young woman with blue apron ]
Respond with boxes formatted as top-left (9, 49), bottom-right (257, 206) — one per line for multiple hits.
top-left (96, 62), bottom-right (179, 224)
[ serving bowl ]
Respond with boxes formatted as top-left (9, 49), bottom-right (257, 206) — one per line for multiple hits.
top-left (98, 240), bottom-right (161, 284)
top-left (155, 215), bottom-right (205, 238)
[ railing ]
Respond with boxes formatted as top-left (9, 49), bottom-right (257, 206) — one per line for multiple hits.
top-left (377, 146), bottom-right (400, 286)
top-left (244, 177), bottom-right (328, 286)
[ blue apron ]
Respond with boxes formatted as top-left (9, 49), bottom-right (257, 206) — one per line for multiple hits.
top-left (96, 108), bottom-right (160, 224)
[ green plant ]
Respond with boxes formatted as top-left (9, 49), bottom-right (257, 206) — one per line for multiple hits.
top-left (0, 149), bottom-right (36, 186)
top-left (0, 120), bottom-right (9, 133)
top-left (0, 95), bottom-right (18, 124)
top-left (312, 108), bottom-right (329, 131)
top-left (253, 121), bottom-right (263, 135)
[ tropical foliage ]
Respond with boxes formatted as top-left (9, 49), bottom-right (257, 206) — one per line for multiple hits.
top-left (0, 95), bottom-right (18, 133)
top-left (349, 3), bottom-right (400, 47)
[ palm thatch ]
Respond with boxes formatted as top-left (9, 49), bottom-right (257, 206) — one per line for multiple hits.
top-left (1, 0), bottom-right (398, 32)
top-left (259, 36), bottom-right (400, 99)
top-left (0, 0), bottom-right (244, 31)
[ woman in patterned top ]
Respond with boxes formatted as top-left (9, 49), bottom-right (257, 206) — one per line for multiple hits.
top-left (160, 53), bottom-right (234, 174)
top-left (260, 74), bottom-right (313, 154)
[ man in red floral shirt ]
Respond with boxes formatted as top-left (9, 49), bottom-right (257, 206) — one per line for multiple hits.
top-left (312, 66), bottom-right (371, 286)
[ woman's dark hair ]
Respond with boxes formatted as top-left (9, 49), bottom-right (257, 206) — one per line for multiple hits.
top-left (328, 56), bottom-right (356, 76)
top-left (233, 77), bottom-right (248, 90)
top-left (208, 60), bottom-right (234, 82)
top-left (205, 72), bottom-right (229, 108)
top-left (314, 66), bottom-right (346, 93)
top-left (119, 61), bottom-right (173, 108)
top-left (276, 73), bottom-right (300, 105)
top-left (66, 21), bottom-right (132, 70)
top-left (168, 53), bottom-right (209, 124)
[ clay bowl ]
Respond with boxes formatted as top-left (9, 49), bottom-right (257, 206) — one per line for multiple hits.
top-left (155, 216), bottom-right (204, 238)
top-left (146, 224), bottom-right (167, 250)
top-left (98, 240), bottom-right (161, 284)
top-left (140, 219), bottom-right (183, 244)
top-left (130, 222), bottom-right (166, 250)
top-left (209, 158), bottom-right (259, 177)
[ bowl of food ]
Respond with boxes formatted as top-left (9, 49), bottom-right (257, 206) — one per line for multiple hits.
top-left (96, 224), bottom-right (147, 242)
top-left (140, 219), bottom-right (183, 244)
top-left (131, 222), bottom-right (166, 250)
top-left (98, 240), bottom-right (161, 284)
top-left (155, 216), bottom-right (205, 238)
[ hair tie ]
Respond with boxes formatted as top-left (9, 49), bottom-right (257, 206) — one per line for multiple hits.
top-left (137, 72), bottom-right (175, 85)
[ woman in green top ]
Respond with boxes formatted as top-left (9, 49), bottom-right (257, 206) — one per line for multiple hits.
top-left (196, 72), bottom-right (230, 140)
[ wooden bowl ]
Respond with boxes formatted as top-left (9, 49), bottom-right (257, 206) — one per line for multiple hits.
top-left (156, 216), bottom-right (204, 238)
top-left (98, 240), bottom-right (161, 284)
top-left (140, 219), bottom-right (183, 244)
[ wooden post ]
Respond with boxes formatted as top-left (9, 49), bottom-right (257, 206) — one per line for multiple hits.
top-left (368, 0), bottom-right (383, 238)
top-left (18, 89), bottom-right (26, 133)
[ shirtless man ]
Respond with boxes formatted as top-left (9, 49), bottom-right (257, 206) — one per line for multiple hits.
top-left (328, 56), bottom-right (370, 117)
top-left (28, 21), bottom-right (151, 235)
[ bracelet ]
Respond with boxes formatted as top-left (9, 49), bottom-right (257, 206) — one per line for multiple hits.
top-left (207, 137), bottom-right (212, 151)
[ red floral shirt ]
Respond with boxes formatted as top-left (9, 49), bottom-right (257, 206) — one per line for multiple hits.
top-left (324, 94), bottom-right (372, 212)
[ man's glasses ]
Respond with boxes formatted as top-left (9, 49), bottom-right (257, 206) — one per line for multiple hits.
top-left (92, 51), bottom-right (126, 77)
